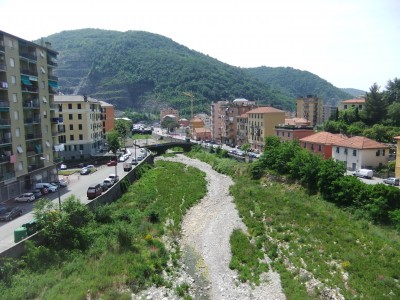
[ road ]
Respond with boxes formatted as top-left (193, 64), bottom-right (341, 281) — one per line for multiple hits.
top-left (0, 145), bottom-right (143, 253)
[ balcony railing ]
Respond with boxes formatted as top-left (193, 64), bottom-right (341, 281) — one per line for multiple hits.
top-left (23, 101), bottom-right (40, 108)
top-left (19, 52), bottom-right (37, 61)
top-left (25, 133), bottom-right (42, 140)
top-left (22, 86), bottom-right (38, 93)
top-left (0, 172), bottom-right (15, 182)
top-left (0, 81), bottom-right (8, 89)
top-left (0, 137), bottom-right (12, 144)
top-left (24, 118), bottom-right (41, 124)
top-left (20, 69), bottom-right (38, 77)
top-left (0, 100), bottom-right (10, 108)
top-left (0, 155), bottom-right (11, 164)
top-left (0, 63), bottom-right (6, 71)
top-left (47, 58), bottom-right (58, 66)
top-left (0, 119), bottom-right (11, 126)
top-left (48, 74), bottom-right (58, 81)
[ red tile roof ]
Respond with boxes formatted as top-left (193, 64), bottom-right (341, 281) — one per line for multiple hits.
top-left (247, 106), bottom-right (285, 114)
top-left (299, 132), bottom-right (348, 145)
top-left (332, 136), bottom-right (389, 149)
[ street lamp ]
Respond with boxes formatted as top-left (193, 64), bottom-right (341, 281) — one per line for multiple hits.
top-left (40, 157), bottom-right (62, 211)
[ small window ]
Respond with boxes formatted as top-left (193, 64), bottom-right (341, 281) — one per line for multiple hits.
top-left (70, 135), bottom-right (74, 141)
top-left (11, 75), bottom-right (16, 85)
top-left (376, 150), bottom-right (380, 157)
top-left (79, 145), bottom-right (84, 150)
top-left (45, 141), bottom-right (51, 147)
top-left (40, 66), bottom-right (46, 74)
top-left (16, 128), bottom-right (20, 137)
top-left (303, 143), bottom-right (306, 148)
top-left (40, 51), bottom-right (45, 58)
top-left (70, 124), bottom-right (74, 130)
top-left (336, 147), bottom-right (340, 153)
top-left (14, 111), bottom-right (18, 120)
top-left (318, 145), bottom-right (322, 151)
top-left (9, 58), bottom-right (15, 68)
top-left (17, 145), bottom-right (23, 153)
top-left (353, 149), bottom-right (357, 156)
top-left (77, 104), bottom-right (81, 109)
top-left (79, 124), bottom-right (82, 130)
top-left (12, 93), bottom-right (17, 102)
top-left (42, 96), bottom-right (47, 103)
top-left (69, 114), bottom-right (73, 120)
top-left (288, 132), bottom-right (291, 137)
top-left (8, 39), bottom-right (14, 48)
top-left (68, 104), bottom-right (72, 109)
top-left (79, 134), bottom-right (83, 140)
top-left (18, 162), bottom-right (23, 171)
top-left (78, 114), bottom-right (82, 120)
top-left (41, 81), bottom-right (45, 89)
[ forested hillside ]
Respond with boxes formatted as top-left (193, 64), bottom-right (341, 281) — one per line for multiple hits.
top-left (43, 29), bottom-right (352, 115)
top-left (244, 66), bottom-right (352, 105)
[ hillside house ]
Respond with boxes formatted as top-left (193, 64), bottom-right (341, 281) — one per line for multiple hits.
top-left (299, 132), bottom-right (348, 159)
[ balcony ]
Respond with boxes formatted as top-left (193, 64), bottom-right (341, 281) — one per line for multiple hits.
top-left (19, 52), bottom-right (37, 61)
top-left (20, 69), bottom-right (38, 77)
top-left (0, 172), bottom-right (15, 182)
top-left (51, 117), bottom-right (60, 123)
top-left (0, 63), bottom-right (6, 72)
top-left (0, 100), bottom-right (9, 111)
top-left (25, 133), bottom-right (42, 140)
top-left (48, 74), bottom-right (58, 81)
top-left (0, 119), bottom-right (11, 127)
top-left (24, 117), bottom-right (41, 125)
top-left (47, 58), bottom-right (58, 66)
top-left (22, 86), bottom-right (38, 93)
top-left (23, 101), bottom-right (40, 109)
top-left (0, 81), bottom-right (8, 90)
top-left (0, 137), bottom-right (12, 145)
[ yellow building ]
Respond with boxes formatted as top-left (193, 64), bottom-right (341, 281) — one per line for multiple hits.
top-left (394, 136), bottom-right (400, 178)
top-left (296, 95), bottom-right (324, 127)
top-left (246, 106), bottom-right (285, 152)
top-left (0, 30), bottom-right (60, 200)
top-left (55, 95), bottom-right (104, 160)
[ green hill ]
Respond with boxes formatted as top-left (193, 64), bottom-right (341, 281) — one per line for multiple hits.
top-left (43, 29), bottom-right (352, 115)
top-left (244, 66), bottom-right (353, 105)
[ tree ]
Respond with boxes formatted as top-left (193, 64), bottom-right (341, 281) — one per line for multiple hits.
top-left (161, 116), bottom-right (179, 133)
top-left (363, 83), bottom-right (387, 125)
top-left (115, 119), bottom-right (132, 148)
top-left (106, 130), bottom-right (121, 154)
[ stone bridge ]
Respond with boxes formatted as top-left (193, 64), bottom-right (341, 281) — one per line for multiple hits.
top-left (145, 141), bottom-right (195, 155)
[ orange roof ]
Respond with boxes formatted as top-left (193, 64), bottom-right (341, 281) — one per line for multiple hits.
top-left (247, 106), bottom-right (285, 114)
top-left (284, 118), bottom-right (310, 125)
top-left (300, 132), bottom-right (348, 145)
top-left (341, 99), bottom-right (365, 104)
top-left (332, 136), bottom-right (389, 149)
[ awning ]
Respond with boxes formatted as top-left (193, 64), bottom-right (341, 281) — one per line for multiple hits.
top-left (48, 80), bottom-right (59, 88)
top-left (21, 75), bottom-right (32, 86)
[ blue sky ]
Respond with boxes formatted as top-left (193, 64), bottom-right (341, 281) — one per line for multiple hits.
top-left (1, 0), bottom-right (399, 91)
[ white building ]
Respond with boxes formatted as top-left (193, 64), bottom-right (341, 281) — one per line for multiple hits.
top-left (332, 136), bottom-right (389, 171)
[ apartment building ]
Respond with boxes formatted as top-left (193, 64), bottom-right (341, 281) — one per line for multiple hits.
top-left (247, 106), bottom-right (285, 152)
top-left (55, 95), bottom-right (104, 160)
top-left (0, 31), bottom-right (60, 201)
top-left (296, 95), bottom-right (324, 127)
top-left (211, 98), bottom-right (257, 145)
top-left (275, 118), bottom-right (314, 142)
top-left (160, 107), bottom-right (179, 122)
top-left (236, 113), bottom-right (248, 147)
top-left (99, 100), bottom-right (114, 134)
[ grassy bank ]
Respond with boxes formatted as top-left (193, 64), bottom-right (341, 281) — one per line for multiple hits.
top-left (188, 149), bottom-right (400, 299)
top-left (0, 160), bottom-right (207, 299)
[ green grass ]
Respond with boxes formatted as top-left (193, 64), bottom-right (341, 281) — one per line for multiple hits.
top-left (189, 149), bottom-right (400, 299)
top-left (0, 160), bottom-right (207, 299)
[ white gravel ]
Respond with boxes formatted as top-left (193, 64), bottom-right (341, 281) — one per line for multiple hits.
top-left (134, 154), bottom-right (286, 299)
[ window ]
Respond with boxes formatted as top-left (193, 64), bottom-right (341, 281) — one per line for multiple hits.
top-left (8, 39), bottom-right (14, 48)
top-left (41, 81), bottom-right (45, 89)
top-left (288, 132), bottom-right (291, 137)
top-left (43, 111), bottom-right (47, 118)
top-left (336, 147), bottom-right (340, 153)
top-left (40, 51), bottom-right (45, 58)
top-left (79, 124), bottom-right (82, 130)
top-left (40, 66), bottom-right (46, 74)
top-left (78, 114), bottom-right (82, 120)
top-left (79, 145), bottom-right (83, 150)
top-left (383, 149), bottom-right (386, 156)
top-left (376, 150), bottom-right (380, 157)
top-left (318, 145), bottom-right (322, 151)
top-left (9, 58), bottom-right (15, 68)
top-left (12, 93), bottom-right (17, 102)
top-left (45, 141), bottom-right (51, 147)
top-left (14, 111), bottom-right (18, 120)
top-left (79, 134), bottom-right (83, 140)
top-left (11, 75), bottom-right (16, 85)
top-left (353, 149), bottom-right (357, 156)
top-left (69, 114), bottom-right (73, 120)
top-left (311, 144), bottom-right (314, 151)
top-left (303, 143), bottom-right (306, 148)
top-left (15, 128), bottom-right (20, 137)
top-left (344, 105), bottom-right (347, 109)
top-left (70, 135), bottom-right (74, 141)
top-left (42, 96), bottom-right (47, 103)
top-left (18, 162), bottom-right (23, 171)
top-left (77, 104), bottom-right (81, 109)
top-left (69, 124), bottom-right (74, 130)
top-left (68, 104), bottom-right (72, 109)
top-left (17, 145), bottom-right (23, 153)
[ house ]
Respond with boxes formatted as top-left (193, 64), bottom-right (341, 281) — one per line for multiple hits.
top-left (299, 132), bottom-right (348, 159)
top-left (193, 127), bottom-right (211, 141)
top-left (339, 97), bottom-right (366, 111)
top-left (332, 136), bottom-right (389, 170)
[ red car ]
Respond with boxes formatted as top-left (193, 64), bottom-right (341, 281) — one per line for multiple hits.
top-left (107, 160), bottom-right (117, 166)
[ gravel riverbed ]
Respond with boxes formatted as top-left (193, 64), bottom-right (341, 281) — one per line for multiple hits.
top-left (134, 154), bottom-right (286, 299)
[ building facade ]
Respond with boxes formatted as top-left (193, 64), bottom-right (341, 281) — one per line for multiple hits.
top-left (332, 136), bottom-right (389, 171)
top-left (160, 107), bottom-right (179, 122)
top-left (236, 113), bottom-right (248, 147)
top-left (55, 95), bottom-right (104, 160)
top-left (99, 100), bottom-right (114, 134)
top-left (296, 95), bottom-right (324, 127)
top-left (338, 98), bottom-right (366, 111)
top-left (0, 31), bottom-right (61, 201)
top-left (299, 132), bottom-right (348, 159)
top-left (247, 106), bottom-right (285, 152)
top-left (275, 124), bottom-right (314, 142)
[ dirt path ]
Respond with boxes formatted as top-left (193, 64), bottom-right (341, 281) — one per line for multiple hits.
top-left (135, 155), bottom-right (285, 299)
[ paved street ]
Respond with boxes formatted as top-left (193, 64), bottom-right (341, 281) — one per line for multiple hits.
top-left (0, 145), bottom-right (141, 253)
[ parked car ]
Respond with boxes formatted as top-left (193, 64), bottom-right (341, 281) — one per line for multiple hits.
top-left (51, 178), bottom-right (68, 187)
top-left (100, 182), bottom-right (109, 192)
top-left (352, 169), bottom-right (373, 179)
top-left (59, 164), bottom-right (67, 170)
top-left (108, 174), bottom-right (119, 182)
top-left (31, 188), bottom-right (43, 199)
top-left (0, 207), bottom-right (23, 221)
top-left (131, 158), bottom-right (138, 165)
top-left (123, 162), bottom-right (132, 171)
top-left (85, 165), bottom-right (96, 171)
top-left (103, 178), bottom-right (114, 188)
top-left (383, 177), bottom-right (400, 186)
top-left (118, 155), bottom-right (128, 162)
top-left (15, 193), bottom-right (35, 203)
top-left (107, 160), bottom-right (117, 166)
top-left (80, 168), bottom-right (91, 175)
top-left (87, 183), bottom-right (102, 200)
top-left (34, 183), bottom-right (58, 193)
top-left (0, 206), bottom-right (6, 214)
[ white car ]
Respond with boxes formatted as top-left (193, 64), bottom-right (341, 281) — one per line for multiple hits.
top-left (118, 155), bottom-right (128, 162)
top-left (15, 193), bottom-right (35, 202)
top-left (103, 178), bottom-right (114, 188)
